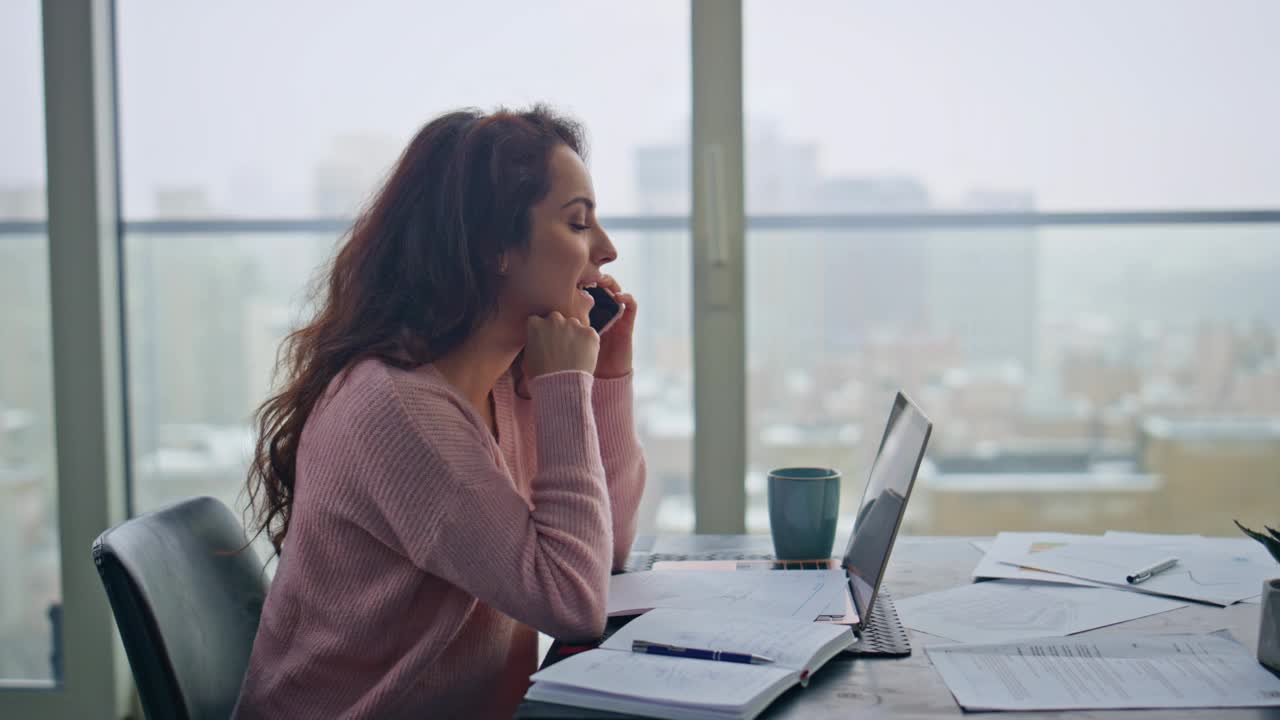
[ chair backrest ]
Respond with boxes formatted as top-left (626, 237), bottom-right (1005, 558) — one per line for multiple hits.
top-left (92, 496), bottom-right (268, 720)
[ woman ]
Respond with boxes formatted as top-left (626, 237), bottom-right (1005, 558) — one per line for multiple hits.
top-left (233, 106), bottom-right (645, 719)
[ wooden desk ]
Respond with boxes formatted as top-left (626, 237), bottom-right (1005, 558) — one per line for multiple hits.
top-left (517, 535), bottom-right (1277, 720)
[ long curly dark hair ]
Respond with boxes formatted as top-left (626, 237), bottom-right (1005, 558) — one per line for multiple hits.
top-left (246, 105), bottom-right (586, 557)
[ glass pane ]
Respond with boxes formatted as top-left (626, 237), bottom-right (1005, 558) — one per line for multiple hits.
top-left (124, 233), bottom-right (326, 517)
top-left (118, 2), bottom-right (693, 534)
top-left (614, 231), bottom-right (693, 533)
top-left (125, 229), bottom-right (692, 534)
top-left (0, 0), bottom-right (60, 684)
top-left (745, 1), bottom-right (1280, 212)
top-left (747, 225), bottom-right (1280, 535)
top-left (117, 1), bottom-right (690, 218)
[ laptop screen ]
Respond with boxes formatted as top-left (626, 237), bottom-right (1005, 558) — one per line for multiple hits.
top-left (840, 392), bottom-right (932, 623)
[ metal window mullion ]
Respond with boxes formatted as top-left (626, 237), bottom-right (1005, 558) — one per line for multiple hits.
top-left (691, 0), bottom-right (746, 533)
top-left (0, 208), bottom-right (1261, 238)
top-left (0, 0), bottom-right (132, 716)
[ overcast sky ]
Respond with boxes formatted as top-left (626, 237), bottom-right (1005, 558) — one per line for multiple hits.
top-left (3, 1), bottom-right (1278, 217)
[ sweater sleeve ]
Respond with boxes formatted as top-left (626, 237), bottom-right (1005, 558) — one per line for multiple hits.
top-left (369, 369), bottom-right (613, 642)
top-left (591, 373), bottom-right (647, 570)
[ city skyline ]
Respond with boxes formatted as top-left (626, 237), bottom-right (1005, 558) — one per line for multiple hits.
top-left (4, 120), bottom-right (1280, 461)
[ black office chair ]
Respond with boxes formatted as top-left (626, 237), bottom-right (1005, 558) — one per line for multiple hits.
top-left (92, 496), bottom-right (269, 720)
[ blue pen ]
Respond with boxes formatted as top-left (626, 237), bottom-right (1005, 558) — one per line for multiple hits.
top-left (631, 640), bottom-right (775, 665)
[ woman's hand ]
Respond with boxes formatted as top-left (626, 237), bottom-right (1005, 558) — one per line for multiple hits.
top-left (593, 275), bottom-right (636, 379)
top-left (524, 312), bottom-right (599, 378)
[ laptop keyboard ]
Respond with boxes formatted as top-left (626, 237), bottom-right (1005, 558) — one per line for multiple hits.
top-left (751, 560), bottom-right (829, 570)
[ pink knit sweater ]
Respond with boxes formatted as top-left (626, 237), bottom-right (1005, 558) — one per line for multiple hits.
top-left (233, 358), bottom-right (645, 719)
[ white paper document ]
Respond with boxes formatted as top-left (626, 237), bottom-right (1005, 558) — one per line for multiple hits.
top-left (973, 532), bottom-right (1106, 588)
top-left (895, 580), bottom-right (1185, 644)
top-left (926, 632), bottom-right (1280, 711)
top-left (1001, 538), bottom-right (1274, 606)
top-left (1104, 535), bottom-right (1269, 607)
top-left (607, 569), bottom-right (847, 620)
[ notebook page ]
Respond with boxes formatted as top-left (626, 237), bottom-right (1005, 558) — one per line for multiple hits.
top-left (530, 647), bottom-right (794, 709)
top-left (600, 608), bottom-right (854, 671)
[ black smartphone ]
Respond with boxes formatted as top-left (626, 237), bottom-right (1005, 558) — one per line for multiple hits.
top-left (586, 285), bottom-right (622, 333)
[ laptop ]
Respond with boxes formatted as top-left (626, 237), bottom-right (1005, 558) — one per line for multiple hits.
top-left (653, 392), bottom-right (932, 632)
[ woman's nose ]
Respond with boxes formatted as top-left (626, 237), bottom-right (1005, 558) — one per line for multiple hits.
top-left (593, 229), bottom-right (617, 266)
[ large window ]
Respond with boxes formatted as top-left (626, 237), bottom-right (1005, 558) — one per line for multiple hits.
top-left (0, 0), bottom-right (59, 684)
top-left (116, 1), bottom-right (693, 532)
top-left (10, 3), bottom-right (1280, 712)
top-left (746, 1), bottom-right (1280, 212)
top-left (744, 0), bottom-right (1280, 533)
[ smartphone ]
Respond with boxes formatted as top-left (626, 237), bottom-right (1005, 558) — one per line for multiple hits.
top-left (586, 286), bottom-right (622, 333)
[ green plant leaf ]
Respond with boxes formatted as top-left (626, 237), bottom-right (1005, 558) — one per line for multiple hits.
top-left (1267, 525), bottom-right (1280, 544)
top-left (1236, 519), bottom-right (1280, 564)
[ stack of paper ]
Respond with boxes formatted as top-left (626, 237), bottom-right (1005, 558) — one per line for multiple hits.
top-left (892, 532), bottom-right (1279, 714)
top-left (926, 631), bottom-right (1280, 711)
top-left (895, 579), bottom-right (1185, 644)
top-left (895, 530), bottom-right (1266, 647)
top-left (970, 532), bottom-right (1107, 587)
top-left (974, 531), bottom-right (1270, 606)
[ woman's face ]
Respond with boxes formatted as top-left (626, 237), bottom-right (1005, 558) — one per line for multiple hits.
top-left (501, 144), bottom-right (617, 325)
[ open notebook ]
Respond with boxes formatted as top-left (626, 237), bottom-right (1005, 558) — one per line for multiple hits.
top-left (524, 608), bottom-right (855, 720)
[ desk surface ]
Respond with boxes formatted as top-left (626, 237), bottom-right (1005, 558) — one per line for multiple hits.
top-left (517, 535), bottom-right (1277, 720)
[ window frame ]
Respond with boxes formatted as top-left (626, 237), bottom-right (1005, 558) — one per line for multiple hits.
top-left (0, 0), bottom-right (131, 716)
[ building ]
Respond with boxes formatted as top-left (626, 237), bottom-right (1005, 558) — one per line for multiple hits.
top-left (0, 436), bottom-right (58, 680)
top-left (311, 133), bottom-right (401, 217)
top-left (0, 185), bottom-right (44, 220)
top-left (630, 143), bottom-right (692, 373)
top-left (924, 227), bottom-right (1039, 372)
top-left (913, 471), bottom-right (1162, 534)
top-left (1140, 416), bottom-right (1280, 535)
top-left (128, 238), bottom-right (256, 453)
top-left (0, 186), bottom-right (59, 680)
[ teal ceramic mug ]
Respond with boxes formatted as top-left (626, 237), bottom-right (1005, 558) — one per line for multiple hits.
top-left (767, 467), bottom-right (841, 560)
